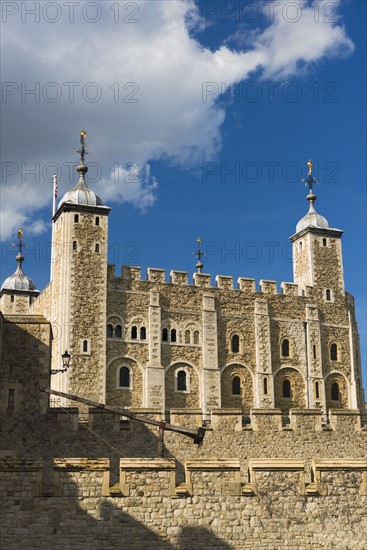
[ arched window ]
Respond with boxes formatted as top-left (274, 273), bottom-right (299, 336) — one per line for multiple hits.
top-left (107, 324), bottom-right (113, 338)
top-left (119, 367), bottom-right (130, 388)
top-left (315, 381), bottom-right (320, 399)
top-left (283, 379), bottom-right (291, 398)
top-left (10, 295), bottom-right (14, 303)
top-left (232, 376), bottom-right (241, 395)
top-left (177, 371), bottom-right (187, 391)
top-left (162, 328), bottom-right (168, 342)
top-left (131, 326), bottom-right (137, 340)
top-left (331, 382), bottom-right (339, 401)
top-left (115, 325), bottom-right (122, 338)
top-left (95, 216), bottom-right (100, 226)
top-left (74, 214), bottom-right (79, 223)
top-left (171, 329), bottom-right (177, 343)
top-left (140, 327), bottom-right (146, 340)
top-left (231, 334), bottom-right (240, 353)
top-left (83, 340), bottom-right (88, 353)
top-left (326, 289), bottom-right (331, 301)
top-left (194, 330), bottom-right (199, 344)
top-left (263, 377), bottom-right (268, 395)
top-left (73, 240), bottom-right (77, 251)
top-left (322, 238), bottom-right (327, 246)
top-left (95, 243), bottom-right (100, 253)
top-left (185, 330), bottom-right (190, 344)
top-left (330, 343), bottom-right (338, 361)
top-left (281, 339), bottom-right (290, 357)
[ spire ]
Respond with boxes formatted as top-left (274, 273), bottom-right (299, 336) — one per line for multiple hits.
top-left (194, 237), bottom-right (205, 273)
top-left (15, 228), bottom-right (25, 275)
top-left (295, 160), bottom-right (329, 233)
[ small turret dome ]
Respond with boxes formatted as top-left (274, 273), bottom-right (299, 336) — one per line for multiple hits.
top-left (296, 202), bottom-right (330, 233)
top-left (1, 252), bottom-right (38, 292)
top-left (58, 162), bottom-right (104, 209)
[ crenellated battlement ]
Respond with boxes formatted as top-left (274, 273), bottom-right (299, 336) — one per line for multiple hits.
top-left (108, 264), bottom-right (330, 298)
top-left (1, 456), bottom-right (366, 499)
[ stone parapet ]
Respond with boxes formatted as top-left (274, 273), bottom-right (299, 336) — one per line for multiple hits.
top-left (215, 275), bottom-right (234, 289)
top-left (170, 270), bottom-right (189, 285)
top-left (237, 277), bottom-right (256, 292)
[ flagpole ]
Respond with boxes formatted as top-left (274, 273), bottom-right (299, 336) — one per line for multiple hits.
top-left (50, 174), bottom-right (58, 281)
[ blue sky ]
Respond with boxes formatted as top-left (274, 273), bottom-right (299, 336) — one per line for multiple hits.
top-left (1, 1), bottom-right (366, 388)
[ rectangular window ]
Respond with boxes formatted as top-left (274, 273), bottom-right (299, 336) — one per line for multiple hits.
top-left (7, 389), bottom-right (15, 410)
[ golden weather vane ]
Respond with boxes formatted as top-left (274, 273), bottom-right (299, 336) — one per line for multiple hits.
top-left (307, 159), bottom-right (313, 177)
top-left (301, 159), bottom-right (318, 196)
top-left (74, 130), bottom-right (90, 164)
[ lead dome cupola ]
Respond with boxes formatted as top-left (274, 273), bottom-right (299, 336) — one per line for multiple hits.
top-left (58, 162), bottom-right (104, 208)
top-left (295, 160), bottom-right (330, 233)
top-left (0, 229), bottom-right (38, 292)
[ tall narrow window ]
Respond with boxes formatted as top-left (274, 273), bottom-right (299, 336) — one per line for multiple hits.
top-left (313, 345), bottom-right (317, 359)
top-left (170, 329), bottom-right (177, 343)
top-left (95, 243), bottom-right (100, 253)
top-left (231, 334), bottom-right (240, 353)
top-left (131, 326), bottom-right (137, 340)
top-left (74, 214), bottom-right (79, 223)
top-left (232, 376), bottom-right (241, 395)
top-left (322, 238), bottom-right (327, 246)
top-left (194, 330), bottom-right (199, 345)
top-left (115, 325), bottom-right (122, 338)
top-left (331, 382), bottom-right (339, 401)
top-left (83, 340), bottom-right (88, 353)
top-left (10, 295), bottom-right (14, 303)
top-left (185, 330), bottom-right (190, 344)
top-left (162, 328), bottom-right (168, 342)
top-left (95, 216), bottom-right (100, 226)
top-left (107, 324), bottom-right (113, 338)
top-left (315, 381), bottom-right (320, 399)
top-left (177, 371), bottom-right (187, 391)
top-left (119, 367), bottom-right (130, 388)
top-left (283, 379), bottom-right (291, 398)
top-left (326, 289), bottom-right (331, 301)
top-left (140, 327), bottom-right (146, 340)
top-left (330, 343), bottom-right (338, 361)
top-left (7, 389), bottom-right (15, 410)
top-left (281, 339), bottom-right (290, 357)
top-left (73, 240), bottom-right (77, 251)
top-left (263, 377), bottom-right (268, 395)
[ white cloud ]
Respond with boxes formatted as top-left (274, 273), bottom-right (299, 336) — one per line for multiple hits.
top-left (0, 0), bottom-right (354, 239)
top-left (96, 163), bottom-right (158, 211)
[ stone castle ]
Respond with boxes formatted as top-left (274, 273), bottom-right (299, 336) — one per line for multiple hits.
top-left (0, 143), bottom-right (366, 549)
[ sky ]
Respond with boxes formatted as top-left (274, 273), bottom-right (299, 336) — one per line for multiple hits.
top-left (1, 0), bottom-right (366, 388)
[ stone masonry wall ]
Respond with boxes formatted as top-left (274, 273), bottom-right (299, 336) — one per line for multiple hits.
top-left (105, 266), bottom-right (364, 412)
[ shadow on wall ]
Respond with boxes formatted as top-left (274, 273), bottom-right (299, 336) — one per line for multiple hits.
top-left (2, 481), bottom-right (233, 550)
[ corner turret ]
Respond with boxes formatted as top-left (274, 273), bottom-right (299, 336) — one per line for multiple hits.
top-left (0, 228), bottom-right (39, 314)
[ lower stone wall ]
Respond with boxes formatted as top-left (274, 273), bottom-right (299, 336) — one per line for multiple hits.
top-left (0, 457), bottom-right (366, 550)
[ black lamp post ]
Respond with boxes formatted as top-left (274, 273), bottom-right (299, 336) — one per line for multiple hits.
top-left (50, 350), bottom-right (71, 375)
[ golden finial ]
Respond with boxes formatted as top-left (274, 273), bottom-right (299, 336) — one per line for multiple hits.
top-left (307, 159), bottom-right (313, 177)
top-left (75, 130), bottom-right (89, 164)
top-left (17, 228), bottom-right (24, 241)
